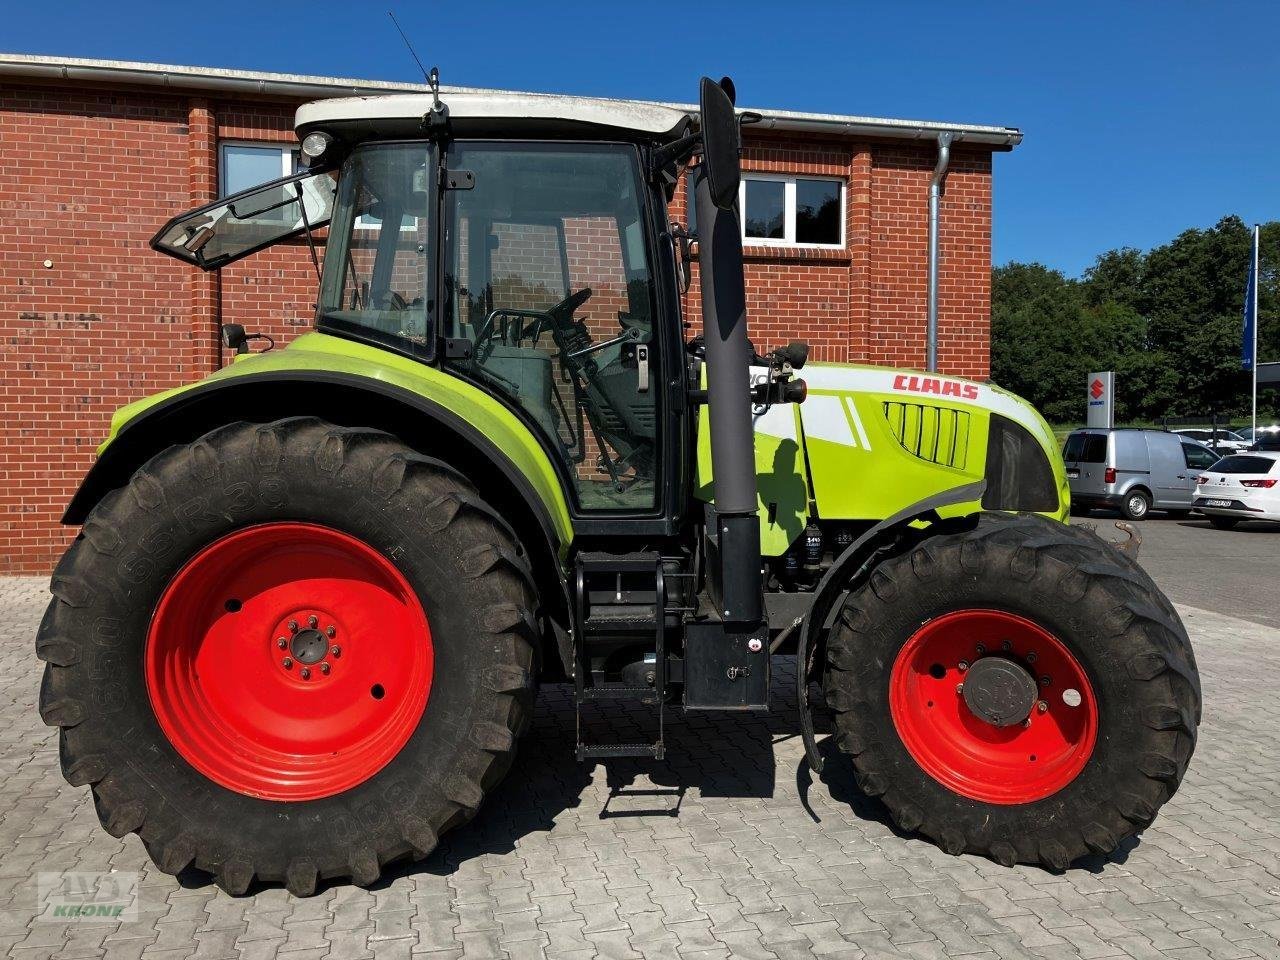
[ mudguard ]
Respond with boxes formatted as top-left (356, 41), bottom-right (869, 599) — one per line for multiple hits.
top-left (796, 479), bottom-right (987, 773)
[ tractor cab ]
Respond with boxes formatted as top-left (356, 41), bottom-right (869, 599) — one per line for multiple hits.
top-left (153, 89), bottom-right (703, 519)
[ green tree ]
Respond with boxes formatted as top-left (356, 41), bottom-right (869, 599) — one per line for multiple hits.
top-left (993, 215), bottom-right (1280, 425)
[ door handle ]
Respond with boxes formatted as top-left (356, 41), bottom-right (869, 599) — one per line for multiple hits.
top-left (636, 344), bottom-right (650, 393)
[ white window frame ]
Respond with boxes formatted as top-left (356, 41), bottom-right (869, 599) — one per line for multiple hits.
top-left (739, 173), bottom-right (845, 250)
top-left (218, 140), bottom-right (298, 198)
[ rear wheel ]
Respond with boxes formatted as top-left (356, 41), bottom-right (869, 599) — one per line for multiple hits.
top-left (824, 512), bottom-right (1199, 869)
top-left (1121, 489), bottom-right (1151, 521)
top-left (1208, 516), bottom-right (1240, 530)
top-left (38, 418), bottom-right (538, 894)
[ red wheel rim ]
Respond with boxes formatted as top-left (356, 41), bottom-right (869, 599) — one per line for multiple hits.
top-left (145, 523), bottom-right (433, 801)
top-left (889, 609), bottom-right (1097, 804)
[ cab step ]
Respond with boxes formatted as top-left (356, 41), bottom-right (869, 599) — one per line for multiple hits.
top-left (573, 550), bottom-right (670, 762)
top-left (577, 743), bottom-right (666, 761)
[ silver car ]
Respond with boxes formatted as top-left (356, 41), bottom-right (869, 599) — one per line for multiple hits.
top-left (1064, 428), bottom-right (1221, 520)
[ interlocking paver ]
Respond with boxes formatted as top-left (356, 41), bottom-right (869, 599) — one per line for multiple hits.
top-left (4, 576), bottom-right (1280, 958)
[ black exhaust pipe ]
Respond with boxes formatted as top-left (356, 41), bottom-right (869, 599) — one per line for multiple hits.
top-left (695, 78), bottom-right (762, 627)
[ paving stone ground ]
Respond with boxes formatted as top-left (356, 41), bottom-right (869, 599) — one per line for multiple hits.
top-left (1, 575), bottom-right (1278, 959)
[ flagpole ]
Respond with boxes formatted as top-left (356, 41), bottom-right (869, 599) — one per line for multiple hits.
top-left (1252, 223), bottom-right (1259, 439)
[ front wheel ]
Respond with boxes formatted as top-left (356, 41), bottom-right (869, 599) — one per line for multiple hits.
top-left (823, 512), bottom-right (1199, 869)
top-left (38, 418), bottom-right (538, 894)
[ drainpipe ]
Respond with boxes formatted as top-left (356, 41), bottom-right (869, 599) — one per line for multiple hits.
top-left (926, 132), bottom-right (953, 372)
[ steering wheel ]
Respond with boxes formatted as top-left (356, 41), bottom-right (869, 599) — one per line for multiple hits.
top-left (373, 290), bottom-right (408, 311)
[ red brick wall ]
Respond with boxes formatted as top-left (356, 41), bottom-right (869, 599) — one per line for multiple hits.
top-left (0, 78), bottom-right (997, 574)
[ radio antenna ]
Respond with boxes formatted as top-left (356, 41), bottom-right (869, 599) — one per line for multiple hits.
top-left (388, 11), bottom-right (440, 107)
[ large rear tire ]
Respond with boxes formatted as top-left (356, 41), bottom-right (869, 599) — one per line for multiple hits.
top-left (37, 418), bottom-right (538, 895)
top-left (823, 512), bottom-right (1199, 869)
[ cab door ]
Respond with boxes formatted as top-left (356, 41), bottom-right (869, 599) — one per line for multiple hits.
top-left (441, 142), bottom-right (663, 515)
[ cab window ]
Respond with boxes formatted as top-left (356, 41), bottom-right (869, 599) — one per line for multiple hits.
top-left (318, 143), bottom-right (434, 353)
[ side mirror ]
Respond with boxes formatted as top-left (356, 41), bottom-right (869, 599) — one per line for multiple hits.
top-left (221, 323), bottom-right (249, 355)
top-left (698, 76), bottom-right (740, 210)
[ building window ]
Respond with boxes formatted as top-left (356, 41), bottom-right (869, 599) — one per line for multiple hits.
top-left (743, 175), bottom-right (843, 247)
top-left (686, 173), bottom-right (845, 248)
top-left (219, 142), bottom-right (298, 197)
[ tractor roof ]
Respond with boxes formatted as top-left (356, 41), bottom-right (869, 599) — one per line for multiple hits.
top-left (295, 90), bottom-right (692, 141)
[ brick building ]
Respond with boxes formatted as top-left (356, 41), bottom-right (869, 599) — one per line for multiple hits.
top-left (0, 54), bottom-right (1022, 574)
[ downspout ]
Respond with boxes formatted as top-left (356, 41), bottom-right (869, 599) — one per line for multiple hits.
top-left (926, 132), bottom-right (953, 372)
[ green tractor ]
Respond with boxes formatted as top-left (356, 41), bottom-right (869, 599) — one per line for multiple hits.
top-left (37, 77), bottom-right (1199, 895)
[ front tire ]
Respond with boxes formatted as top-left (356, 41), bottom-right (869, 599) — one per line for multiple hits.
top-left (823, 512), bottom-right (1199, 869)
top-left (38, 418), bottom-right (538, 895)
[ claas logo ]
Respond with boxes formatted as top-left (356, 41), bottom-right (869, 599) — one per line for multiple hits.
top-left (893, 374), bottom-right (979, 401)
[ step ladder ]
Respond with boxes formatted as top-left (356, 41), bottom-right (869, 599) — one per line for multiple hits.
top-left (573, 551), bottom-right (669, 761)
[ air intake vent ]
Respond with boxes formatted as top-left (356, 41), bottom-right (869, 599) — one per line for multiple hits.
top-left (883, 401), bottom-right (971, 470)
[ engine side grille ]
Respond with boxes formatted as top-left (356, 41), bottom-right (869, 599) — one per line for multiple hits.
top-left (883, 401), bottom-right (971, 470)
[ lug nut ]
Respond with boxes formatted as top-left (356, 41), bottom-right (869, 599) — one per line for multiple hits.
top-left (975, 643), bottom-right (986, 654)
top-left (1022, 718), bottom-right (1032, 728)
top-left (1001, 639), bottom-right (1012, 652)
top-left (1040, 676), bottom-right (1051, 687)
top-left (957, 660), bottom-right (969, 672)
top-left (955, 682), bottom-right (964, 694)
top-left (301, 667), bottom-right (311, 680)
top-left (289, 620), bottom-right (299, 633)
top-left (282, 657), bottom-right (293, 669)
top-left (308, 615), bottom-right (318, 628)
top-left (326, 625), bottom-right (336, 638)
top-left (1026, 651), bottom-right (1037, 663)
top-left (320, 663), bottom-right (330, 675)
top-left (277, 637), bottom-right (287, 649)
top-left (1037, 701), bottom-right (1048, 713)
top-left (331, 646), bottom-right (341, 658)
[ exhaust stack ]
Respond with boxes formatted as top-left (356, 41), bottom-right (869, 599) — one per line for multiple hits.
top-left (695, 77), bottom-right (762, 627)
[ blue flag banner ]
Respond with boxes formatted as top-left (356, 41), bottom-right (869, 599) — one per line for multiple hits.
top-left (1243, 226), bottom-right (1258, 371)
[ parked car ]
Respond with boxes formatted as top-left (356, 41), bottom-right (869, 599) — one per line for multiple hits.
top-left (1238, 424), bottom-right (1280, 445)
top-left (1064, 428), bottom-right (1221, 520)
top-left (1172, 427), bottom-right (1250, 452)
top-left (1193, 451), bottom-right (1280, 528)
top-left (1248, 434), bottom-right (1280, 452)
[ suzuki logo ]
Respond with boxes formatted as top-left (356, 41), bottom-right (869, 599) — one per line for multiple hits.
top-left (1090, 378), bottom-right (1105, 400)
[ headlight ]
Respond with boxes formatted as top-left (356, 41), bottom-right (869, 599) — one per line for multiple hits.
top-left (300, 132), bottom-right (333, 164)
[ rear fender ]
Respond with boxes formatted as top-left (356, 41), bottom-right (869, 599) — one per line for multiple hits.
top-left (64, 369), bottom-right (575, 675)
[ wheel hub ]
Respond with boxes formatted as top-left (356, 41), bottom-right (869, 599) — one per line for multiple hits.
top-left (961, 656), bottom-right (1038, 727)
top-left (290, 628), bottom-right (329, 665)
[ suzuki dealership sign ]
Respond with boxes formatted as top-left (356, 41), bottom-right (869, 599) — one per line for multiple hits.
top-left (1087, 371), bottom-right (1115, 428)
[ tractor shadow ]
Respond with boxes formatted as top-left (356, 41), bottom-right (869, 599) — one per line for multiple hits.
top-left (203, 657), bottom-right (1136, 895)
top-left (377, 657), bottom-right (912, 889)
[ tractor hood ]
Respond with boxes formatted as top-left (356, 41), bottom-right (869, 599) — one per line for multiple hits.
top-left (695, 362), bottom-right (1070, 556)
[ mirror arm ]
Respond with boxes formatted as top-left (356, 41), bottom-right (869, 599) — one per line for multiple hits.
top-left (649, 132), bottom-right (702, 180)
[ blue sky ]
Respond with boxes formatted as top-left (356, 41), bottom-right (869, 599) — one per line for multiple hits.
top-left (6, 1), bottom-right (1277, 276)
